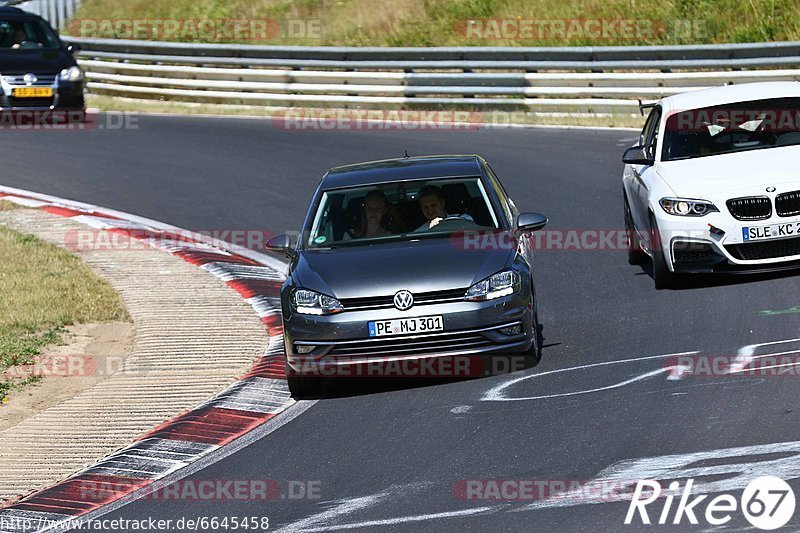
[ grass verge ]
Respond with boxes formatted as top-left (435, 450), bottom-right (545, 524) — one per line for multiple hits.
top-left (68, 0), bottom-right (800, 46)
top-left (0, 220), bottom-right (129, 402)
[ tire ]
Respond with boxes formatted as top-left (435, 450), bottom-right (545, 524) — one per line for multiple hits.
top-left (286, 365), bottom-right (323, 398)
top-left (527, 293), bottom-right (542, 366)
top-left (649, 213), bottom-right (676, 290)
top-left (624, 194), bottom-right (646, 265)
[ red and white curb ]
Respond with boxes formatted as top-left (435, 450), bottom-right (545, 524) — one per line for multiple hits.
top-left (0, 186), bottom-right (294, 533)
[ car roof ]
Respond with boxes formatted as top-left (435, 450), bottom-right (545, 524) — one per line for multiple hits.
top-left (0, 7), bottom-right (35, 16)
top-left (322, 155), bottom-right (484, 189)
top-left (659, 81), bottom-right (800, 114)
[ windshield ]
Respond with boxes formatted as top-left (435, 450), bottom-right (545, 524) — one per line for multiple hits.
top-left (662, 97), bottom-right (800, 161)
top-left (0, 18), bottom-right (61, 50)
top-left (306, 176), bottom-right (500, 248)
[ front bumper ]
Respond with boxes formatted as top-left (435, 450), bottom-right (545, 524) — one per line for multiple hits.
top-left (0, 80), bottom-right (85, 112)
top-left (654, 210), bottom-right (800, 274)
top-left (282, 289), bottom-right (534, 373)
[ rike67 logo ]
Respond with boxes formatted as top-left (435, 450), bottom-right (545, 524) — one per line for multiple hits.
top-left (626, 476), bottom-right (795, 530)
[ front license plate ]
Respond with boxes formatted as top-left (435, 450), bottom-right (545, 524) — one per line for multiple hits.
top-left (12, 87), bottom-right (53, 98)
top-left (742, 222), bottom-right (800, 242)
top-left (369, 316), bottom-right (444, 337)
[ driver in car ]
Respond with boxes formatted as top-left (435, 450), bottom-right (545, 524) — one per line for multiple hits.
top-left (414, 185), bottom-right (473, 231)
top-left (10, 27), bottom-right (37, 49)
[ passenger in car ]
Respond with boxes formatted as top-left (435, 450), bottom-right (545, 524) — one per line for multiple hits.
top-left (345, 190), bottom-right (395, 239)
top-left (414, 185), bottom-right (473, 231)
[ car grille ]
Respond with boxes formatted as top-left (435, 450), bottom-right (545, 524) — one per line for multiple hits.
top-left (2, 74), bottom-right (57, 86)
top-left (726, 196), bottom-right (772, 221)
top-left (725, 236), bottom-right (800, 260)
top-left (327, 330), bottom-right (495, 357)
top-left (339, 288), bottom-right (467, 311)
top-left (776, 191), bottom-right (800, 217)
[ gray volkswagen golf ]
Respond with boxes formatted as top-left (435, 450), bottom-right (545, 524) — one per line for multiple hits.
top-left (267, 155), bottom-right (548, 396)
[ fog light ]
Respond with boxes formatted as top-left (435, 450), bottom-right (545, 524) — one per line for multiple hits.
top-left (295, 345), bottom-right (315, 354)
top-left (499, 324), bottom-right (522, 336)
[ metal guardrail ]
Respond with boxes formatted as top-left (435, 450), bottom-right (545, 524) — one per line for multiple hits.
top-left (64, 37), bottom-right (800, 113)
top-left (3, 0), bottom-right (80, 30)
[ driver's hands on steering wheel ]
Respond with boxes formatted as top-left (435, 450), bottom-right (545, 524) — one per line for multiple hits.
top-left (428, 217), bottom-right (443, 229)
top-left (429, 215), bottom-right (465, 229)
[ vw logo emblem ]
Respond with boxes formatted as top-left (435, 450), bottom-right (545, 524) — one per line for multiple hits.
top-left (766, 186), bottom-right (777, 193)
top-left (393, 290), bottom-right (414, 311)
top-left (23, 73), bottom-right (37, 85)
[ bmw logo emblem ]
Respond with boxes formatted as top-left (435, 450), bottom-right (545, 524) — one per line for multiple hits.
top-left (766, 186), bottom-right (776, 193)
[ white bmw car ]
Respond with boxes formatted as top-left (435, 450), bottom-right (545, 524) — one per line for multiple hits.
top-left (623, 81), bottom-right (800, 289)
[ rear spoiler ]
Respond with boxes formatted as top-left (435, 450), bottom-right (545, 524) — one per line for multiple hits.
top-left (638, 99), bottom-right (658, 117)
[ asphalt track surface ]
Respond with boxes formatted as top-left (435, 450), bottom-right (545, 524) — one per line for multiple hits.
top-left (4, 115), bottom-right (800, 532)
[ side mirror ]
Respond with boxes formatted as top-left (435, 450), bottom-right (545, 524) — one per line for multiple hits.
top-left (266, 234), bottom-right (295, 257)
top-left (622, 146), bottom-right (655, 166)
top-left (66, 43), bottom-right (81, 54)
top-left (517, 212), bottom-right (548, 232)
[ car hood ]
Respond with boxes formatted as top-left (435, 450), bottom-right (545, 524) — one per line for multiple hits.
top-left (0, 50), bottom-right (75, 73)
top-left (292, 237), bottom-right (515, 299)
top-left (656, 145), bottom-right (800, 198)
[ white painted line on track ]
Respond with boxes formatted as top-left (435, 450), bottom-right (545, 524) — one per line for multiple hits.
top-left (481, 351), bottom-right (698, 402)
top-left (516, 439), bottom-right (800, 512)
top-left (273, 483), bottom-right (431, 533)
top-left (729, 338), bottom-right (800, 374)
top-left (297, 507), bottom-right (501, 532)
top-left (286, 439), bottom-right (800, 530)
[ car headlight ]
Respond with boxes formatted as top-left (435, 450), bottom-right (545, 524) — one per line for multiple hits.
top-left (659, 198), bottom-right (718, 217)
top-left (465, 270), bottom-right (519, 301)
top-left (292, 289), bottom-right (343, 315)
top-left (59, 66), bottom-right (84, 82)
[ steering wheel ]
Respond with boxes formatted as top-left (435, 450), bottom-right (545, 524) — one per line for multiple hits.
top-left (429, 215), bottom-right (470, 231)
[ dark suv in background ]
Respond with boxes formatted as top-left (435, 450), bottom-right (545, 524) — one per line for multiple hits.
top-left (0, 7), bottom-right (84, 115)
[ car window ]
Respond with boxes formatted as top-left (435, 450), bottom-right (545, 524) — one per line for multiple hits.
top-left (640, 108), bottom-right (657, 146)
top-left (662, 97), bottom-right (800, 161)
top-left (642, 107), bottom-right (662, 160)
top-left (306, 177), bottom-right (500, 248)
top-left (0, 18), bottom-right (60, 50)
top-left (484, 165), bottom-right (514, 226)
